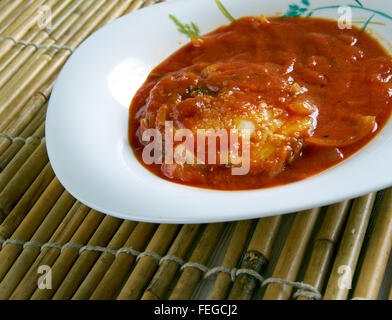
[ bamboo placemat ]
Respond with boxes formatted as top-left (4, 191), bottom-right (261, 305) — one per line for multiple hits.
top-left (0, 0), bottom-right (391, 300)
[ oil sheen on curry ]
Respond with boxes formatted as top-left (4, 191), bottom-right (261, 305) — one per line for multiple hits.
top-left (129, 17), bottom-right (392, 190)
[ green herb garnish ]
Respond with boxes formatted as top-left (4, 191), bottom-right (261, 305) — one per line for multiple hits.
top-left (149, 73), bottom-right (164, 79)
top-left (361, 14), bottom-right (375, 32)
top-left (215, 0), bottom-right (235, 22)
top-left (189, 87), bottom-right (211, 97)
top-left (169, 14), bottom-right (200, 38)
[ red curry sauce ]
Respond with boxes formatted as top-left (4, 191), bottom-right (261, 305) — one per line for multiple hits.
top-left (129, 17), bottom-right (392, 190)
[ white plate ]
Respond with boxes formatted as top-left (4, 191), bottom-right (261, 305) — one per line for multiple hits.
top-left (46, 0), bottom-right (392, 223)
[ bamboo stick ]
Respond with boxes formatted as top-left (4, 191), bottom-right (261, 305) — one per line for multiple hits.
top-left (0, 0), bottom-right (118, 124)
top-left (0, 0), bottom-right (141, 126)
top-left (0, 176), bottom-right (63, 243)
top-left (0, 26), bottom-right (39, 74)
top-left (0, 0), bottom-right (36, 36)
top-left (1, 92), bottom-right (48, 134)
top-left (0, 192), bottom-right (77, 298)
top-left (0, 0), bottom-right (81, 87)
top-left (0, 179), bottom-right (67, 279)
top-left (0, 0), bottom-right (89, 89)
top-left (0, 0), bottom-right (49, 59)
top-left (0, 0), bottom-right (26, 34)
top-left (117, 224), bottom-right (180, 300)
top-left (49, 0), bottom-right (97, 42)
top-left (0, 0), bottom-right (155, 144)
top-left (0, 0), bottom-right (98, 130)
top-left (0, 94), bottom-right (45, 144)
top-left (0, 54), bottom-right (53, 109)
top-left (169, 223), bottom-right (226, 300)
top-left (124, 0), bottom-right (144, 15)
top-left (0, 0), bottom-right (144, 142)
top-left (0, 105), bottom-right (46, 170)
top-left (323, 193), bottom-right (376, 300)
top-left (209, 220), bottom-right (254, 300)
top-left (352, 189), bottom-right (392, 299)
top-left (389, 286), bottom-right (392, 300)
top-left (0, 119), bottom-right (45, 178)
top-left (0, 97), bottom-right (46, 156)
top-left (0, 123), bottom-right (45, 192)
top-left (0, 0), bottom-right (102, 119)
top-left (143, 0), bottom-right (160, 8)
top-left (0, 0), bottom-right (23, 20)
top-left (90, 222), bottom-right (157, 300)
top-left (0, 72), bottom-right (55, 149)
top-left (227, 217), bottom-right (282, 300)
top-left (8, 203), bottom-right (93, 300)
top-left (93, 0), bottom-right (136, 31)
top-left (0, 139), bottom-right (48, 217)
top-left (141, 224), bottom-right (201, 300)
top-left (262, 208), bottom-right (320, 300)
top-left (0, 0), bottom-right (137, 129)
top-left (65, 0), bottom-right (119, 51)
top-left (45, 0), bottom-right (85, 33)
top-left (0, 0), bottom-right (162, 296)
top-left (31, 211), bottom-right (115, 300)
top-left (0, 0), bottom-right (192, 302)
top-left (15, 103), bottom-right (47, 136)
top-left (208, 221), bottom-right (254, 300)
top-left (0, 0), bottom-right (153, 258)
top-left (72, 220), bottom-right (138, 300)
top-left (0, 0), bottom-right (11, 15)
top-left (0, 162), bottom-right (55, 241)
top-left (1, 0), bottom-right (47, 35)
top-left (297, 200), bottom-right (351, 300)
top-left (0, 131), bottom-right (45, 208)
top-left (47, 215), bottom-right (125, 299)
top-left (0, 0), bottom-right (52, 60)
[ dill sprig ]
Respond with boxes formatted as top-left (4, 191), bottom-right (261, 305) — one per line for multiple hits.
top-left (215, 0), bottom-right (235, 22)
top-left (361, 14), bottom-right (375, 32)
top-left (169, 14), bottom-right (200, 38)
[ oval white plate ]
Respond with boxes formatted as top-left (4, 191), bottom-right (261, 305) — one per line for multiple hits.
top-left (46, 0), bottom-right (392, 223)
